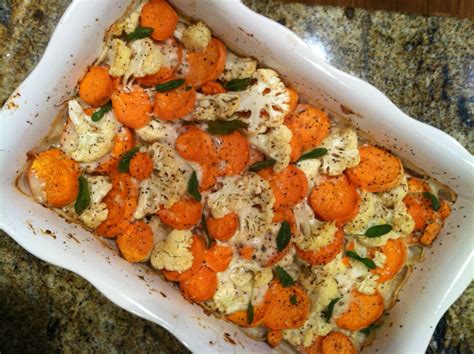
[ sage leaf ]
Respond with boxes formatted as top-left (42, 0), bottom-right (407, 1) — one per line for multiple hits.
top-left (155, 79), bottom-right (185, 92)
top-left (360, 323), bottom-right (382, 335)
top-left (274, 266), bottom-right (295, 287)
top-left (322, 297), bottom-right (341, 322)
top-left (188, 171), bottom-right (201, 202)
top-left (423, 192), bottom-right (441, 212)
top-left (207, 119), bottom-right (248, 135)
top-left (91, 101), bottom-right (112, 122)
top-left (224, 77), bottom-right (252, 91)
top-left (345, 250), bottom-right (376, 269)
top-left (118, 147), bottom-right (139, 172)
top-left (276, 221), bottom-right (291, 251)
top-left (247, 302), bottom-right (254, 325)
top-left (74, 176), bottom-right (90, 214)
top-left (297, 147), bottom-right (328, 162)
top-left (364, 224), bottom-right (392, 238)
top-left (248, 159), bottom-right (276, 172)
top-left (127, 26), bottom-right (154, 40)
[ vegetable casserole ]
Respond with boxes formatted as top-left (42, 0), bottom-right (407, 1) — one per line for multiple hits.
top-left (21, 1), bottom-right (456, 352)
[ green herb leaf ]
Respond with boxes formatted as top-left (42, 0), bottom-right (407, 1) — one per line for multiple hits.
top-left (296, 148), bottom-right (328, 162)
top-left (345, 250), bottom-right (376, 269)
top-left (201, 214), bottom-right (211, 248)
top-left (74, 176), bottom-right (90, 214)
top-left (155, 79), bottom-right (185, 93)
top-left (207, 119), bottom-right (248, 135)
top-left (127, 26), bottom-right (154, 40)
top-left (91, 101), bottom-right (112, 122)
top-left (248, 159), bottom-right (276, 172)
top-left (118, 147), bottom-right (139, 172)
top-left (247, 302), bottom-right (254, 325)
top-left (360, 323), bottom-right (382, 335)
top-left (322, 297), bottom-right (341, 322)
top-left (276, 221), bottom-right (291, 252)
top-left (289, 294), bottom-right (298, 305)
top-left (274, 266), bottom-right (295, 287)
top-left (188, 171), bottom-right (201, 202)
top-left (423, 191), bottom-right (441, 212)
top-left (364, 224), bottom-right (392, 238)
top-left (224, 77), bottom-right (252, 91)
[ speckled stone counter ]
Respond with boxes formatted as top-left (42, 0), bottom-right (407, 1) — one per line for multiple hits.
top-left (0, 0), bottom-right (472, 353)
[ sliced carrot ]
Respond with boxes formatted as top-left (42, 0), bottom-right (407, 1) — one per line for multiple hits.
top-left (175, 127), bottom-right (218, 164)
top-left (346, 145), bottom-right (403, 193)
top-left (112, 86), bottom-right (152, 129)
top-left (162, 235), bottom-right (205, 282)
top-left (158, 198), bottom-right (202, 230)
top-left (227, 303), bottom-right (268, 327)
top-left (273, 208), bottom-right (297, 234)
top-left (335, 289), bottom-right (384, 331)
top-left (285, 104), bottom-right (330, 152)
top-left (403, 194), bottom-right (433, 231)
top-left (217, 131), bottom-right (250, 176)
top-left (301, 336), bottom-right (324, 354)
top-left (185, 38), bottom-right (226, 86)
top-left (116, 221), bottom-right (154, 263)
top-left (372, 239), bottom-right (406, 283)
top-left (129, 152), bottom-right (154, 181)
top-left (83, 107), bottom-right (96, 116)
top-left (267, 330), bottom-right (283, 347)
top-left (204, 244), bottom-right (234, 272)
top-left (286, 87), bottom-right (299, 115)
top-left (199, 164), bottom-right (219, 191)
top-left (263, 281), bottom-right (310, 330)
top-left (419, 221), bottom-right (443, 246)
top-left (309, 175), bottom-right (360, 225)
top-left (201, 81), bottom-right (226, 95)
top-left (97, 171), bottom-right (138, 238)
top-left (321, 332), bottom-right (356, 354)
top-left (439, 200), bottom-right (452, 220)
top-left (342, 240), bottom-right (355, 267)
top-left (239, 245), bottom-right (254, 260)
top-left (407, 177), bottom-right (429, 193)
top-left (79, 66), bottom-right (115, 107)
top-left (295, 229), bottom-right (344, 266)
top-left (265, 245), bottom-right (291, 268)
top-left (207, 212), bottom-right (239, 241)
top-left (140, 0), bottom-right (178, 41)
top-left (27, 148), bottom-right (80, 207)
top-left (258, 165), bottom-right (308, 210)
top-left (154, 86), bottom-right (196, 121)
top-left (96, 127), bottom-right (135, 174)
top-left (288, 128), bottom-right (302, 162)
top-left (180, 266), bottom-right (218, 302)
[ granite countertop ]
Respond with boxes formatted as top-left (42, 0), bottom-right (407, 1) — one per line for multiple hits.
top-left (0, 0), bottom-right (472, 352)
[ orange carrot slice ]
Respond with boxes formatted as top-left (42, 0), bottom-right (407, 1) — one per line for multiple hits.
top-left (239, 245), bottom-right (254, 260)
top-left (79, 66), bottom-right (115, 107)
top-left (263, 281), bottom-right (310, 330)
top-left (285, 104), bottom-right (330, 152)
top-left (372, 239), bottom-right (406, 283)
top-left (301, 336), bottom-right (324, 354)
top-left (295, 229), bottom-right (344, 265)
top-left (112, 86), bottom-right (152, 129)
top-left (184, 38), bottom-right (226, 86)
top-left (335, 289), bottom-right (384, 331)
top-left (140, 0), bottom-right (178, 41)
top-left (180, 265), bottom-right (217, 302)
top-left (309, 175), bottom-right (360, 225)
top-left (407, 177), bottom-right (430, 193)
top-left (321, 332), bottom-right (356, 354)
top-left (175, 127), bottom-right (218, 164)
top-left (288, 128), bottom-right (302, 162)
top-left (207, 212), bottom-right (239, 241)
top-left (129, 152), bottom-right (153, 181)
top-left (227, 303), bottom-right (268, 328)
top-left (96, 171), bottom-right (138, 238)
top-left (95, 127), bottom-right (135, 174)
top-left (116, 221), bottom-right (154, 263)
top-left (403, 194), bottom-right (433, 231)
top-left (258, 165), bottom-right (308, 210)
top-left (27, 148), bottom-right (80, 207)
top-left (204, 244), bottom-right (234, 272)
top-left (158, 198), bottom-right (202, 230)
top-left (286, 87), bottom-right (299, 115)
top-left (267, 330), bottom-right (283, 347)
top-left (154, 86), bottom-right (196, 121)
top-left (217, 131), bottom-right (250, 176)
top-left (201, 81), bottom-right (226, 95)
top-left (346, 145), bottom-right (403, 193)
top-left (162, 235), bottom-right (205, 282)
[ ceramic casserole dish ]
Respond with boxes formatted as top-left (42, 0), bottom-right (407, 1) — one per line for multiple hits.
top-left (0, 0), bottom-right (472, 352)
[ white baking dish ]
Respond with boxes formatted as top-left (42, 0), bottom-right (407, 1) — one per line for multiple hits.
top-left (0, 0), bottom-right (472, 352)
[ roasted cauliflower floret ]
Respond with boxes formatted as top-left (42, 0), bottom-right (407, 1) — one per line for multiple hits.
top-left (219, 51), bottom-right (257, 82)
top-left (296, 159), bottom-right (321, 189)
top-left (294, 221), bottom-right (338, 251)
top-left (134, 142), bottom-right (192, 218)
top-left (62, 100), bottom-right (118, 163)
top-left (235, 69), bottom-right (290, 134)
top-left (109, 4), bottom-right (143, 35)
top-left (77, 176), bottom-right (112, 229)
top-left (207, 174), bottom-right (275, 237)
top-left (392, 200), bottom-right (415, 235)
top-left (135, 119), bottom-right (178, 145)
top-left (193, 93), bottom-right (241, 121)
top-left (125, 38), bottom-right (163, 80)
top-left (213, 258), bottom-right (273, 314)
top-left (108, 39), bottom-right (132, 77)
top-left (150, 230), bottom-right (194, 272)
top-left (319, 127), bottom-right (360, 176)
top-left (377, 175), bottom-right (409, 207)
top-left (181, 22), bottom-right (212, 50)
top-left (249, 125), bottom-right (292, 172)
